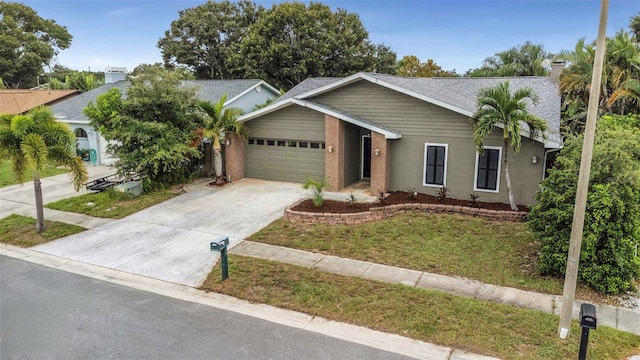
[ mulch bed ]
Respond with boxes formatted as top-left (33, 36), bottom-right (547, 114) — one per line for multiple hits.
top-left (292, 191), bottom-right (529, 214)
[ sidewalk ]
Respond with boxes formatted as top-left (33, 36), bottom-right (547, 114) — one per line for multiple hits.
top-left (230, 240), bottom-right (640, 336)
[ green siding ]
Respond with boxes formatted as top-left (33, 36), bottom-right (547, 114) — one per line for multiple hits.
top-left (244, 105), bottom-right (325, 141)
top-left (314, 80), bottom-right (546, 205)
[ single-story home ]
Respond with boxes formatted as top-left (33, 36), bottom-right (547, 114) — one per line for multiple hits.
top-left (50, 67), bottom-right (281, 165)
top-left (0, 89), bottom-right (79, 115)
top-left (225, 72), bottom-right (562, 206)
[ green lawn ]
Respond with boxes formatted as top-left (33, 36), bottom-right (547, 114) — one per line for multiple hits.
top-left (0, 214), bottom-right (85, 247)
top-left (201, 255), bottom-right (640, 360)
top-left (0, 161), bottom-right (69, 188)
top-left (45, 188), bottom-right (179, 219)
top-left (249, 212), bottom-right (609, 302)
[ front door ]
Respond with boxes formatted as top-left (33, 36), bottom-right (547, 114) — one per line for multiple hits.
top-left (361, 134), bottom-right (371, 178)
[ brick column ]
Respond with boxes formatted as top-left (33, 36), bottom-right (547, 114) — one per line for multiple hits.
top-left (370, 131), bottom-right (389, 195)
top-left (224, 133), bottom-right (245, 182)
top-left (324, 115), bottom-right (345, 191)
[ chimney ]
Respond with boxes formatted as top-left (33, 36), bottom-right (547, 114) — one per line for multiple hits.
top-left (549, 59), bottom-right (566, 82)
top-left (104, 66), bottom-right (128, 84)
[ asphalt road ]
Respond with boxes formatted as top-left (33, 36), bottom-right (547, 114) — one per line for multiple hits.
top-left (0, 256), bottom-right (415, 360)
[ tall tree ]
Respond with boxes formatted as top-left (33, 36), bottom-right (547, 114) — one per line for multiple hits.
top-left (466, 41), bottom-right (551, 77)
top-left (471, 81), bottom-right (548, 211)
top-left (158, 0), bottom-right (262, 80)
top-left (558, 31), bottom-right (640, 133)
top-left (84, 71), bottom-right (202, 184)
top-left (0, 106), bottom-right (87, 233)
top-left (238, 1), bottom-right (395, 90)
top-left (197, 95), bottom-right (247, 180)
top-left (396, 55), bottom-right (457, 77)
top-left (630, 12), bottom-right (640, 42)
top-left (0, 2), bottom-right (72, 88)
top-left (48, 72), bottom-right (104, 92)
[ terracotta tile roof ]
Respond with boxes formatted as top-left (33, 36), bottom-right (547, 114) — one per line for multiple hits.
top-left (0, 89), bottom-right (79, 115)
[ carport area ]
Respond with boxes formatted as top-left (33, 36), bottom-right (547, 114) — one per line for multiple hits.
top-left (33, 178), bottom-right (307, 287)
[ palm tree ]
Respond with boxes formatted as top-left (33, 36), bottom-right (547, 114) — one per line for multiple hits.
top-left (0, 106), bottom-right (87, 232)
top-left (471, 81), bottom-right (548, 211)
top-left (467, 41), bottom-right (552, 77)
top-left (197, 94), bottom-right (247, 180)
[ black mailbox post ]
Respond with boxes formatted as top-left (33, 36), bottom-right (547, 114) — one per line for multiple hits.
top-left (210, 236), bottom-right (230, 281)
top-left (578, 303), bottom-right (597, 360)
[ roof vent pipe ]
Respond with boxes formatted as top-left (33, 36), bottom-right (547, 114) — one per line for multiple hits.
top-left (549, 59), bottom-right (566, 82)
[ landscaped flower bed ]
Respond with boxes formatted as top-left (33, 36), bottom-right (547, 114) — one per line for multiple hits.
top-left (285, 191), bottom-right (528, 225)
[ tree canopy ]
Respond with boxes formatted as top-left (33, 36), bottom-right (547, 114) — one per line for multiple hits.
top-left (157, 1), bottom-right (395, 90)
top-left (84, 71), bottom-right (203, 184)
top-left (466, 41), bottom-right (552, 77)
top-left (0, 2), bottom-right (72, 88)
top-left (396, 55), bottom-right (457, 77)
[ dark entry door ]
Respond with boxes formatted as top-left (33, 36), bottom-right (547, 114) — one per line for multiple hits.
top-left (362, 135), bottom-right (371, 178)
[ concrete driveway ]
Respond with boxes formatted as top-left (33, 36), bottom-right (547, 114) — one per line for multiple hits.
top-left (33, 178), bottom-right (307, 287)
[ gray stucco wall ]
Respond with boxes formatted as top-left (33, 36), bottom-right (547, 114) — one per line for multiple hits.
top-left (244, 105), bottom-right (325, 141)
top-left (314, 80), bottom-right (546, 205)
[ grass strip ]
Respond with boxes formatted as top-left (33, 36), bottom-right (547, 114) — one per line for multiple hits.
top-left (0, 161), bottom-right (69, 188)
top-left (0, 214), bottom-right (85, 247)
top-left (249, 213), bottom-right (607, 301)
top-left (201, 255), bottom-right (640, 360)
top-left (45, 188), bottom-right (179, 219)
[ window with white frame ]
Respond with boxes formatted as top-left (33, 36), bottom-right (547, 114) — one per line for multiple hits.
top-left (423, 143), bottom-right (448, 187)
top-left (474, 146), bottom-right (501, 192)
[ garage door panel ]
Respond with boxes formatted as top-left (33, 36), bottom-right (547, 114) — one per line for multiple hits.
top-left (246, 138), bottom-right (324, 183)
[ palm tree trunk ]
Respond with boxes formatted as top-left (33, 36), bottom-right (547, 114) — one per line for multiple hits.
top-left (503, 143), bottom-right (518, 211)
top-left (213, 144), bottom-right (223, 178)
top-left (33, 175), bottom-right (46, 233)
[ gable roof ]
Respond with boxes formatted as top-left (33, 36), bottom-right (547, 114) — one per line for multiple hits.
top-left (0, 89), bottom-right (79, 115)
top-left (50, 79), bottom-right (279, 122)
top-left (242, 72), bottom-right (562, 148)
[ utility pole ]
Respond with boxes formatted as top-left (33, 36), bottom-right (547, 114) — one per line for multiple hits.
top-left (558, 0), bottom-right (608, 339)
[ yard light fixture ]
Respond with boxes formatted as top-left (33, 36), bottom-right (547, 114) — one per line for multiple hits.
top-left (532, 155), bottom-right (538, 164)
top-left (225, 138), bottom-right (231, 146)
top-left (374, 148), bottom-right (380, 156)
top-left (328, 146), bottom-right (333, 153)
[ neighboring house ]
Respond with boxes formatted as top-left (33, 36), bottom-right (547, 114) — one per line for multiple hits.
top-left (0, 89), bottom-right (79, 115)
top-left (227, 72), bottom-right (562, 206)
top-left (50, 68), bottom-right (280, 166)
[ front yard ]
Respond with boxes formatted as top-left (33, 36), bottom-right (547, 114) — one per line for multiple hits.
top-left (248, 212), bottom-right (612, 304)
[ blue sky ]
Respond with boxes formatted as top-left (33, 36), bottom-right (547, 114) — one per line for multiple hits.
top-left (21, 0), bottom-right (640, 75)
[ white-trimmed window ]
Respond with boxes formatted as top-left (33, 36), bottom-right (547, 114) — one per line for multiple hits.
top-left (474, 146), bottom-right (501, 193)
top-left (423, 143), bottom-right (448, 187)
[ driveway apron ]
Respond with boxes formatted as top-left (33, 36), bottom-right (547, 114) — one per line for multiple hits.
top-left (33, 178), bottom-right (307, 287)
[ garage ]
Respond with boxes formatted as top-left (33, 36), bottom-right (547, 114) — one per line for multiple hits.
top-left (245, 138), bottom-right (325, 183)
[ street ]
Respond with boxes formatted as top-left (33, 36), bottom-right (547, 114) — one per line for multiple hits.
top-left (0, 256), bottom-right (415, 360)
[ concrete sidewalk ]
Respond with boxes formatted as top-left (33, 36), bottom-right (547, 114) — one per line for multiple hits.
top-left (231, 241), bottom-right (640, 336)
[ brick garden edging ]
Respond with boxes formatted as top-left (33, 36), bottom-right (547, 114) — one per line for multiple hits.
top-left (284, 200), bottom-right (528, 225)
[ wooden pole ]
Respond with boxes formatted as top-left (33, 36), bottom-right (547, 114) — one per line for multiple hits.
top-left (558, 0), bottom-right (608, 339)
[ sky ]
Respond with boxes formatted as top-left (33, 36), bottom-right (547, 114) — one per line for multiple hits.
top-left (20, 0), bottom-right (640, 75)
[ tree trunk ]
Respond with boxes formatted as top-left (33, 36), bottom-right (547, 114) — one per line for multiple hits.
top-left (503, 143), bottom-right (518, 211)
top-left (33, 176), bottom-right (46, 233)
top-left (204, 142), bottom-right (213, 177)
top-left (213, 144), bottom-right (223, 178)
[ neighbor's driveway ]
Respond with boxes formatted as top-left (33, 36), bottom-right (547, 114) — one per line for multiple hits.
top-left (33, 178), bottom-right (307, 287)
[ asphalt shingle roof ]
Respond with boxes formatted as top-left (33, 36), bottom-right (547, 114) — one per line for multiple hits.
top-left (51, 79), bottom-right (267, 122)
top-left (284, 73), bottom-right (562, 147)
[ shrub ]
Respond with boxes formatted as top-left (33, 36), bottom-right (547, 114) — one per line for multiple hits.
top-left (469, 192), bottom-right (480, 207)
top-left (303, 178), bottom-right (327, 207)
top-left (436, 186), bottom-right (448, 202)
top-left (528, 115), bottom-right (640, 294)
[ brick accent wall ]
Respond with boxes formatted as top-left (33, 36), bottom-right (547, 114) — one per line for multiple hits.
top-left (370, 131), bottom-right (389, 195)
top-left (224, 133), bottom-right (245, 182)
top-left (324, 115), bottom-right (345, 191)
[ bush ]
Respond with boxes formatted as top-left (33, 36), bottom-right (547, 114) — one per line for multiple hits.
top-left (303, 178), bottom-right (327, 207)
top-left (528, 115), bottom-right (640, 294)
